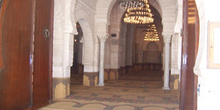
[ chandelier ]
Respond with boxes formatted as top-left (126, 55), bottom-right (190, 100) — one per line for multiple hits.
top-left (122, 0), bottom-right (154, 24)
top-left (144, 24), bottom-right (160, 41)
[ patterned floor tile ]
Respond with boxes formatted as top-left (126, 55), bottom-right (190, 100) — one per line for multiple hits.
top-left (40, 71), bottom-right (179, 110)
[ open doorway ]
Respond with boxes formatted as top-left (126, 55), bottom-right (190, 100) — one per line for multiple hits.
top-left (70, 22), bottom-right (84, 85)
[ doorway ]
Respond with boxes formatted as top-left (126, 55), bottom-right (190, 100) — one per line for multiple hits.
top-left (71, 22), bottom-right (84, 85)
top-left (0, 0), bottom-right (53, 109)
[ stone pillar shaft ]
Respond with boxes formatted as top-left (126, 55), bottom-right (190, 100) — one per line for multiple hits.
top-left (98, 35), bottom-right (108, 86)
top-left (163, 35), bottom-right (171, 90)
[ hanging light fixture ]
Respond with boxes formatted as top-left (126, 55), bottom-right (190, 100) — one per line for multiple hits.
top-left (122, 0), bottom-right (154, 24)
top-left (144, 24), bottom-right (160, 41)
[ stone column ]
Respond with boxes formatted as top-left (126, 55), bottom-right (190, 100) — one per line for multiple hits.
top-left (98, 35), bottom-right (108, 86)
top-left (163, 35), bottom-right (172, 90)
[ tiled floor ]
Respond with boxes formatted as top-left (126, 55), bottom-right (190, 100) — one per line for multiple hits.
top-left (39, 71), bottom-right (179, 110)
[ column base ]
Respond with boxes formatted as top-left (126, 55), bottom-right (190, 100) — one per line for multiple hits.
top-left (97, 83), bottom-right (105, 86)
top-left (53, 78), bottom-right (70, 99)
top-left (170, 74), bottom-right (180, 89)
top-left (83, 72), bottom-right (99, 86)
top-left (163, 87), bottom-right (170, 90)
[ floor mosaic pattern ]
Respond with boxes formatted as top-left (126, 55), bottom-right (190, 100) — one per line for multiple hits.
top-left (39, 71), bottom-right (179, 110)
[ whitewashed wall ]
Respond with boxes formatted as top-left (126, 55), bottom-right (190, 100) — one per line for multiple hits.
top-left (171, 0), bottom-right (182, 75)
top-left (194, 0), bottom-right (220, 110)
top-left (53, 0), bottom-right (77, 78)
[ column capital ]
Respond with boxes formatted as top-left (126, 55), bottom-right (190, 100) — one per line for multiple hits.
top-left (98, 34), bottom-right (108, 43)
top-left (163, 35), bottom-right (172, 44)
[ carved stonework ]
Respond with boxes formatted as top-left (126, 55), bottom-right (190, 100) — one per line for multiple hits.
top-left (163, 35), bottom-right (172, 44)
top-left (98, 35), bottom-right (108, 43)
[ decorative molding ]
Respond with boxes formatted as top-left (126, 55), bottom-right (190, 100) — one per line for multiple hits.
top-left (53, 78), bottom-right (70, 99)
top-left (98, 35), bottom-right (108, 43)
top-left (84, 72), bottom-right (99, 86)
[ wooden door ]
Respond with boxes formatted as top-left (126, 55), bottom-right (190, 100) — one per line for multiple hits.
top-left (32, 0), bottom-right (53, 108)
top-left (179, 0), bottom-right (199, 109)
top-left (0, 0), bottom-right (33, 109)
top-left (0, 0), bottom-right (53, 109)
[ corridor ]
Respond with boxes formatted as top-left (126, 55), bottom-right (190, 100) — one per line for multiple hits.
top-left (40, 71), bottom-right (179, 110)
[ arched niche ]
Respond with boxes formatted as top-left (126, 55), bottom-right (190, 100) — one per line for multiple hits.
top-left (144, 42), bottom-right (161, 63)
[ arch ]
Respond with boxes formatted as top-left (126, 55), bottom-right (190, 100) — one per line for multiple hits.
top-left (109, 0), bottom-right (162, 34)
top-left (96, 0), bottom-right (176, 36)
top-left (76, 18), bottom-right (94, 72)
top-left (73, 0), bottom-right (100, 72)
top-left (193, 0), bottom-right (206, 75)
top-left (149, 0), bottom-right (162, 17)
top-left (74, 22), bottom-right (84, 64)
top-left (96, 0), bottom-right (162, 25)
top-left (174, 0), bottom-right (183, 33)
top-left (74, 10), bottom-right (93, 34)
top-left (95, 0), bottom-right (162, 28)
top-left (145, 42), bottom-right (161, 63)
top-left (147, 42), bottom-right (159, 51)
